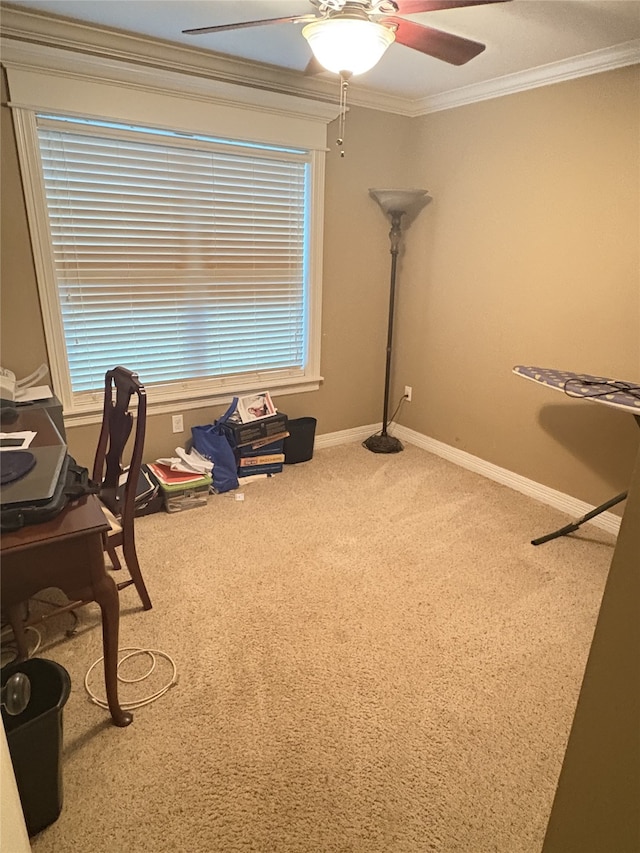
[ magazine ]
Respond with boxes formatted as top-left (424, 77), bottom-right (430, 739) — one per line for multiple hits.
top-left (236, 391), bottom-right (276, 423)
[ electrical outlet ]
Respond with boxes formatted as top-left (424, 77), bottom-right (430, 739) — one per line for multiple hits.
top-left (172, 414), bottom-right (184, 433)
top-left (404, 385), bottom-right (412, 402)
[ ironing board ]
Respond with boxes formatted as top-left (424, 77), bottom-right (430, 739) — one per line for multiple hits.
top-left (513, 365), bottom-right (640, 545)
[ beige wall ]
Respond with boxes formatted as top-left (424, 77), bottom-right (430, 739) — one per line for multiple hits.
top-left (395, 66), bottom-right (640, 507)
top-left (1, 57), bottom-right (638, 501)
top-left (542, 444), bottom-right (640, 852)
top-left (1, 72), bottom-right (48, 376)
top-left (320, 106), bottom-right (416, 432)
top-left (0, 77), bottom-right (415, 468)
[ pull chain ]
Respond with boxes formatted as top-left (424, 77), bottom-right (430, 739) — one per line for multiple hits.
top-left (337, 72), bottom-right (351, 158)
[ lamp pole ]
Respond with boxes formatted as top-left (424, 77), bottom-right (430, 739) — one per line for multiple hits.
top-left (380, 210), bottom-right (403, 439)
top-left (364, 189), bottom-right (431, 454)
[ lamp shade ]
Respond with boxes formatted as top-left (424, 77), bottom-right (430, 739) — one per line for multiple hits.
top-left (302, 18), bottom-right (395, 75)
top-left (369, 188), bottom-right (431, 218)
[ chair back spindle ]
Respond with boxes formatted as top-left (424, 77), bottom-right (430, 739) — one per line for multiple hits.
top-left (92, 366), bottom-right (151, 610)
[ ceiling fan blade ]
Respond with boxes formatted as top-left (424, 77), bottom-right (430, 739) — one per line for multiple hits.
top-left (395, 0), bottom-right (510, 13)
top-left (387, 18), bottom-right (485, 65)
top-left (182, 15), bottom-right (314, 36)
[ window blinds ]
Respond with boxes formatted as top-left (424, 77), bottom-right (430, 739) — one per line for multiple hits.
top-left (36, 120), bottom-right (310, 394)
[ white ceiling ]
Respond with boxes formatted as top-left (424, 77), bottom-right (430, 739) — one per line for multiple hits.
top-left (4, 0), bottom-right (640, 104)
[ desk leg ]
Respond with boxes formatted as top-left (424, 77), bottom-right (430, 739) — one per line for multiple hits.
top-left (92, 557), bottom-right (133, 728)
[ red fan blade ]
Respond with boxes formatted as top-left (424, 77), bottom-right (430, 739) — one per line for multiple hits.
top-left (387, 18), bottom-right (485, 64)
top-left (395, 0), bottom-right (510, 13)
top-left (182, 15), bottom-right (313, 36)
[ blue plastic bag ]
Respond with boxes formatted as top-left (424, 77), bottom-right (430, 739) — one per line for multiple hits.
top-left (191, 399), bottom-right (239, 493)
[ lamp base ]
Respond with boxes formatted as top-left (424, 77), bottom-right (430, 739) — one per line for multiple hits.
top-left (363, 433), bottom-right (403, 454)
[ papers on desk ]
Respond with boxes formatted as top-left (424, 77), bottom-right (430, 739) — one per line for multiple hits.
top-left (0, 431), bottom-right (36, 451)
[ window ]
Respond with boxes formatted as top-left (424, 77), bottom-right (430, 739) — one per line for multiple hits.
top-left (36, 116), bottom-right (311, 394)
top-left (33, 117), bottom-right (316, 412)
top-left (5, 46), bottom-right (335, 423)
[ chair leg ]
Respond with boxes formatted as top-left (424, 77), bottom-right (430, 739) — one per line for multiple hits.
top-left (121, 536), bottom-right (152, 611)
top-left (105, 541), bottom-right (122, 571)
top-left (7, 604), bottom-right (30, 661)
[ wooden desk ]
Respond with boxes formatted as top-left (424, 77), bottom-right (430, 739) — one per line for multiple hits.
top-left (1, 406), bottom-right (63, 450)
top-left (1, 411), bottom-right (132, 727)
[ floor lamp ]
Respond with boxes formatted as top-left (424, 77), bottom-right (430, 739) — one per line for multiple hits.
top-left (364, 188), bottom-right (431, 454)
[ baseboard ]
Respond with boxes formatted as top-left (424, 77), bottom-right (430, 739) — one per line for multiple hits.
top-left (314, 424), bottom-right (622, 536)
top-left (315, 424), bottom-right (380, 449)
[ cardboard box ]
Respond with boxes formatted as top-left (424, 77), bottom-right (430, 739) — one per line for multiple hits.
top-left (223, 412), bottom-right (288, 448)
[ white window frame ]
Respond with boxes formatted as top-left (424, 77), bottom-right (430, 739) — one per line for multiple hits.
top-left (4, 42), bottom-right (339, 425)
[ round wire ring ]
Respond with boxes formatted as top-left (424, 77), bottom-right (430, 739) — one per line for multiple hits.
top-left (84, 647), bottom-right (177, 711)
top-left (116, 649), bottom-right (156, 684)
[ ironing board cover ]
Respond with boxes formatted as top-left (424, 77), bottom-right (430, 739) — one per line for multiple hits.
top-left (513, 365), bottom-right (640, 415)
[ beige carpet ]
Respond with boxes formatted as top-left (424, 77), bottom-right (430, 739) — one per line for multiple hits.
top-left (8, 442), bottom-right (614, 853)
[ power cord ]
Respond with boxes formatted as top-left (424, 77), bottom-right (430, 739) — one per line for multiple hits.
top-left (1, 592), bottom-right (81, 665)
top-left (564, 377), bottom-right (640, 401)
top-left (362, 391), bottom-right (408, 444)
top-left (84, 647), bottom-right (178, 711)
top-left (389, 392), bottom-right (409, 424)
top-left (2, 606), bottom-right (177, 713)
top-left (1, 625), bottom-right (42, 666)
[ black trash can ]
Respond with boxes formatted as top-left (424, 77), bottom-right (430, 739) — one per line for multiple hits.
top-left (283, 417), bottom-right (317, 464)
top-left (1, 657), bottom-right (71, 836)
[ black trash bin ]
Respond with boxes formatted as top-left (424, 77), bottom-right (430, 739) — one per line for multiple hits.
top-left (283, 417), bottom-right (317, 464)
top-left (1, 657), bottom-right (71, 836)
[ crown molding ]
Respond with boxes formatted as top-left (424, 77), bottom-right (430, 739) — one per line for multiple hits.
top-left (0, 2), bottom-right (422, 114)
top-left (1, 38), bottom-right (344, 126)
top-left (1, 4), bottom-right (638, 119)
top-left (0, 4), bottom-right (346, 107)
top-left (415, 39), bottom-right (640, 115)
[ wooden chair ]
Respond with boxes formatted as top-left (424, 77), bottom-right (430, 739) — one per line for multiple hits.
top-left (2, 367), bottom-right (151, 661)
top-left (93, 366), bottom-right (152, 611)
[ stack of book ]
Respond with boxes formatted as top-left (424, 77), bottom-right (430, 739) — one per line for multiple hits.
top-left (221, 409), bottom-right (289, 478)
top-left (146, 462), bottom-right (212, 512)
top-left (236, 439), bottom-right (286, 478)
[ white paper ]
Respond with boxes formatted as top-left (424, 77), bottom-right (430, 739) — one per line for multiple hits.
top-left (0, 431), bottom-right (37, 450)
top-left (175, 447), bottom-right (213, 475)
top-left (155, 448), bottom-right (213, 476)
top-left (14, 385), bottom-right (53, 402)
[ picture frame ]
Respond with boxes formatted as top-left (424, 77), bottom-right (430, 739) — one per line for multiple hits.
top-left (236, 391), bottom-right (276, 423)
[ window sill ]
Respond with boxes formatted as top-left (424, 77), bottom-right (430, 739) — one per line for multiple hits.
top-left (63, 376), bottom-right (323, 428)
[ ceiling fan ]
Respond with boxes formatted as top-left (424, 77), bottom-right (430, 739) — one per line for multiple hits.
top-left (182, 0), bottom-right (512, 76)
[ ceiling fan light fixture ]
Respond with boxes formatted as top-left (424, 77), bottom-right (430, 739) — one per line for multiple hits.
top-left (302, 18), bottom-right (395, 76)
